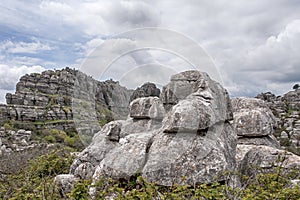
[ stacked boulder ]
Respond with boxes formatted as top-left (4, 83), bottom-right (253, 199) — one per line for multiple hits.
top-left (58, 70), bottom-right (237, 195)
top-left (231, 97), bottom-right (279, 149)
top-left (231, 97), bottom-right (300, 179)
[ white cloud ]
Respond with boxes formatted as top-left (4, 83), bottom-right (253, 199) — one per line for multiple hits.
top-left (0, 64), bottom-right (46, 91)
top-left (0, 40), bottom-right (52, 54)
top-left (38, 0), bottom-right (160, 37)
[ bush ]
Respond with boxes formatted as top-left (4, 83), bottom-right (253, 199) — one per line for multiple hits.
top-left (0, 148), bottom-right (74, 199)
top-left (44, 135), bottom-right (56, 143)
top-left (3, 122), bottom-right (12, 130)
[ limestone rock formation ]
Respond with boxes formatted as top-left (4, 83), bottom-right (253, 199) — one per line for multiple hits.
top-left (130, 82), bottom-right (160, 102)
top-left (68, 70), bottom-right (236, 188)
top-left (129, 97), bottom-right (165, 120)
top-left (239, 145), bottom-right (300, 179)
top-left (0, 67), bottom-right (133, 134)
top-left (232, 97), bottom-right (300, 182)
top-left (256, 90), bottom-right (300, 154)
top-left (231, 97), bottom-right (279, 148)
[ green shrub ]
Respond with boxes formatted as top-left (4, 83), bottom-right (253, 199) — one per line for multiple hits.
top-left (0, 148), bottom-right (74, 199)
top-left (70, 180), bottom-right (91, 200)
top-left (3, 122), bottom-right (12, 130)
top-left (44, 135), bottom-right (56, 143)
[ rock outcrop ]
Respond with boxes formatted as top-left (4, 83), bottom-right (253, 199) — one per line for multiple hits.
top-left (232, 97), bottom-right (300, 182)
top-left (231, 97), bottom-right (280, 148)
top-left (0, 68), bottom-right (133, 134)
top-left (130, 82), bottom-right (160, 102)
top-left (239, 145), bottom-right (300, 179)
top-left (68, 70), bottom-right (236, 188)
top-left (256, 89), bottom-right (300, 154)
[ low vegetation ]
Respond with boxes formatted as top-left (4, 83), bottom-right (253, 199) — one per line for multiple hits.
top-left (0, 148), bottom-right (299, 199)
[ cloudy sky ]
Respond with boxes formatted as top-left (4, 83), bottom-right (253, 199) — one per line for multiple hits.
top-left (0, 0), bottom-right (300, 103)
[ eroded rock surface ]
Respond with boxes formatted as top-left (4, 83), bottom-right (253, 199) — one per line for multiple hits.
top-left (130, 82), bottom-right (160, 102)
top-left (0, 67), bottom-right (133, 133)
top-left (256, 90), bottom-right (300, 154)
top-left (231, 97), bottom-right (279, 148)
top-left (69, 70), bottom-right (236, 188)
top-left (239, 145), bottom-right (300, 178)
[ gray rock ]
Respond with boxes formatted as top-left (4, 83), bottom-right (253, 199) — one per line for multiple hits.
top-left (70, 134), bottom-right (118, 175)
top-left (237, 135), bottom-right (280, 148)
top-left (130, 82), bottom-right (160, 102)
top-left (231, 98), bottom-right (277, 137)
top-left (1, 67), bottom-right (133, 137)
top-left (238, 145), bottom-right (300, 178)
top-left (160, 70), bottom-right (210, 110)
top-left (102, 121), bottom-right (123, 142)
top-left (70, 70), bottom-right (236, 187)
top-left (233, 108), bottom-right (275, 137)
top-left (93, 131), bottom-right (155, 181)
top-left (73, 162), bottom-right (95, 179)
top-left (55, 174), bottom-right (79, 197)
top-left (142, 123), bottom-right (236, 186)
top-left (129, 97), bottom-right (165, 120)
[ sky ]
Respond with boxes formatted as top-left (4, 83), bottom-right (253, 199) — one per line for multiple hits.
top-left (0, 0), bottom-right (300, 103)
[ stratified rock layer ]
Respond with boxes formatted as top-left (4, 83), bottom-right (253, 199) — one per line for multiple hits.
top-left (0, 67), bottom-right (133, 133)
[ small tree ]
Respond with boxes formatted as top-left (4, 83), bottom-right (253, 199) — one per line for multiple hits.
top-left (293, 84), bottom-right (299, 90)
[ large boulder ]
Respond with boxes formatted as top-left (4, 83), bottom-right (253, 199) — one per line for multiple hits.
top-left (160, 70), bottom-right (233, 119)
top-left (231, 97), bottom-right (279, 147)
top-left (142, 123), bottom-right (236, 186)
top-left (238, 145), bottom-right (300, 178)
top-left (69, 70), bottom-right (236, 189)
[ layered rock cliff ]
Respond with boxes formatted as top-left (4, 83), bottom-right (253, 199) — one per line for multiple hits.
top-left (0, 67), bottom-right (133, 133)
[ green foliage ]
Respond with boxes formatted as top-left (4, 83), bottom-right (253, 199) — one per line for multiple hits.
top-left (1, 149), bottom-right (300, 199)
top-left (242, 173), bottom-right (300, 200)
top-left (44, 135), bottom-right (56, 143)
top-left (40, 128), bottom-right (83, 150)
top-left (3, 122), bottom-right (12, 130)
top-left (0, 148), bottom-right (74, 199)
top-left (69, 180), bottom-right (91, 200)
top-left (99, 118), bottom-right (108, 126)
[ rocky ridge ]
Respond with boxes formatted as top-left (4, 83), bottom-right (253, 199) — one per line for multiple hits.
top-left (256, 89), bottom-right (300, 154)
top-left (0, 67), bottom-right (134, 133)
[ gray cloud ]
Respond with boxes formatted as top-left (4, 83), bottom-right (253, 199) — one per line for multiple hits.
top-left (1, 0), bottom-right (300, 98)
